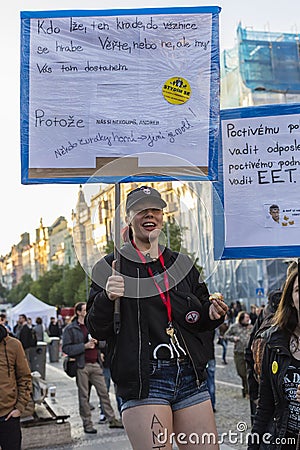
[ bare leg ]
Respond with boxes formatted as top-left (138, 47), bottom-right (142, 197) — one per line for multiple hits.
top-left (122, 404), bottom-right (173, 450)
top-left (173, 400), bottom-right (219, 450)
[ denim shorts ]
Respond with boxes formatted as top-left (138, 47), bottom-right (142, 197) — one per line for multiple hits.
top-left (120, 357), bottom-right (210, 413)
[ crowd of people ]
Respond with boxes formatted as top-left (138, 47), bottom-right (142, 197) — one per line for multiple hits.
top-left (0, 185), bottom-right (299, 450)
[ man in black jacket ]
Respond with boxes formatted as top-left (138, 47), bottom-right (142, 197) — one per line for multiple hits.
top-left (48, 317), bottom-right (61, 338)
top-left (16, 314), bottom-right (37, 371)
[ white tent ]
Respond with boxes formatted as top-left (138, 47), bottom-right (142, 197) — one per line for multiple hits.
top-left (9, 293), bottom-right (56, 328)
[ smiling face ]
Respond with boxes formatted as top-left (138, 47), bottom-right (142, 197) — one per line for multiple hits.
top-left (126, 203), bottom-right (164, 251)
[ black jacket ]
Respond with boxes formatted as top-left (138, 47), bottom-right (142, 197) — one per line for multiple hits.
top-left (19, 324), bottom-right (37, 350)
top-left (245, 310), bottom-right (275, 402)
top-left (86, 244), bottom-right (223, 401)
top-left (248, 327), bottom-right (297, 450)
top-left (62, 319), bottom-right (102, 369)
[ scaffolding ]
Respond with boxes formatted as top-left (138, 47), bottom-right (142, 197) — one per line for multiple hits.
top-left (237, 24), bottom-right (300, 93)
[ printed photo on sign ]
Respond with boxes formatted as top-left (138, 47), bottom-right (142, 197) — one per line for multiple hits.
top-left (264, 203), bottom-right (298, 228)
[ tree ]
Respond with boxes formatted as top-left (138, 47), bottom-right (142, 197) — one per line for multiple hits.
top-left (6, 274), bottom-right (34, 305)
top-left (105, 240), bottom-right (114, 255)
top-left (163, 221), bottom-right (186, 253)
top-left (63, 263), bottom-right (86, 305)
top-left (30, 265), bottom-right (64, 304)
top-left (48, 279), bottom-right (64, 306)
top-left (163, 221), bottom-right (203, 275)
top-left (0, 282), bottom-right (8, 302)
top-left (75, 279), bottom-right (88, 303)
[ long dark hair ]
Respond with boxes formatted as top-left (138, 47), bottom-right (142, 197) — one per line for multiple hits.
top-left (72, 302), bottom-right (86, 322)
top-left (272, 269), bottom-right (298, 334)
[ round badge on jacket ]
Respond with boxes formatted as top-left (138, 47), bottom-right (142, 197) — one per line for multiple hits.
top-left (272, 361), bottom-right (278, 374)
top-left (185, 311), bottom-right (200, 324)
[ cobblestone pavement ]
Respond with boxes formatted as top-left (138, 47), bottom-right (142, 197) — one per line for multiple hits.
top-left (25, 342), bottom-right (251, 450)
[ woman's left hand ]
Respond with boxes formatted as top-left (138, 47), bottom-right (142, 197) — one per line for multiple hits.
top-left (209, 293), bottom-right (228, 320)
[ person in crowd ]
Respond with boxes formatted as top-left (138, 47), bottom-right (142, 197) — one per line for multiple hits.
top-left (233, 300), bottom-right (243, 318)
top-left (0, 324), bottom-right (32, 450)
top-left (248, 268), bottom-right (300, 450)
top-left (16, 314), bottom-right (37, 369)
top-left (249, 304), bottom-right (258, 325)
top-left (203, 330), bottom-right (217, 413)
top-left (225, 311), bottom-right (253, 398)
top-left (34, 317), bottom-right (44, 342)
top-left (98, 340), bottom-right (122, 423)
top-left (86, 185), bottom-right (228, 450)
top-left (246, 259), bottom-right (299, 423)
top-left (13, 318), bottom-right (22, 337)
top-left (0, 313), bottom-right (12, 333)
top-left (245, 289), bottom-right (282, 424)
top-left (216, 313), bottom-right (230, 364)
top-left (62, 302), bottom-right (123, 434)
top-left (227, 302), bottom-right (235, 324)
top-left (48, 316), bottom-right (62, 338)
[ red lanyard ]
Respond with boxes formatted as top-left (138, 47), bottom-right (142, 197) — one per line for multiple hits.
top-left (131, 241), bottom-right (172, 325)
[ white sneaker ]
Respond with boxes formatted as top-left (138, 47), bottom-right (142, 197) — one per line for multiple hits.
top-left (98, 414), bottom-right (107, 424)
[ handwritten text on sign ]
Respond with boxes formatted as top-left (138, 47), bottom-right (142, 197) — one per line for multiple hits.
top-left (222, 110), bottom-right (300, 249)
top-left (23, 10), bottom-right (219, 170)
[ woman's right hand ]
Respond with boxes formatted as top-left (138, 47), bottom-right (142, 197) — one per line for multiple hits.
top-left (106, 260), bottom-right (125, 301)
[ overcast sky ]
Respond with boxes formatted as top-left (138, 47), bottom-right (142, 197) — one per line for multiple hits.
top-left (1, 0), bottom-right (299, 256)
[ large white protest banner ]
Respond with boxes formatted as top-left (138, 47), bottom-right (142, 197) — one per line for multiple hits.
top-left (214, 103), bottom-right (300, 259)
top-left (20, 7), bottom-right (220, 184)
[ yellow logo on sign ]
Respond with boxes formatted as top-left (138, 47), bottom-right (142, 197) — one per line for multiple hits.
top-left (272, 361), bottom-right (278, 374)
top-left (162, 77), bottom-right (191, 105)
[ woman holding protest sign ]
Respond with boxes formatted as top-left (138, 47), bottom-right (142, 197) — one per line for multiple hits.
top-left (86, 185), bottom-right (228, 449)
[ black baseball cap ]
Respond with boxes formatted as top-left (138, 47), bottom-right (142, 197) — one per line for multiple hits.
top-left (126, 186), bottom-right (167, 213)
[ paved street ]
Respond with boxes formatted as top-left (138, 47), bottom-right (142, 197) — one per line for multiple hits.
top-left (26, 342), bottom-right (251, 450)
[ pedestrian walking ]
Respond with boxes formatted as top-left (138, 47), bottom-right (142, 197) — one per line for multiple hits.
top-left (224, 311), bottom-right (253, 398)
top-left (62, 302), bottom-right (123, 434)
top-left (86, 185), bottom-right (228, 450)
top-left (248, 268), bottom-right (300, 450)
top-left (33, 317), bottom-right (44, 342)
top-left (0, 324), bottom-right (32, 450)
top-left (216, 315), bottom-right (229, 364)
top-left (15, 314), bottom-right (37, 370)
